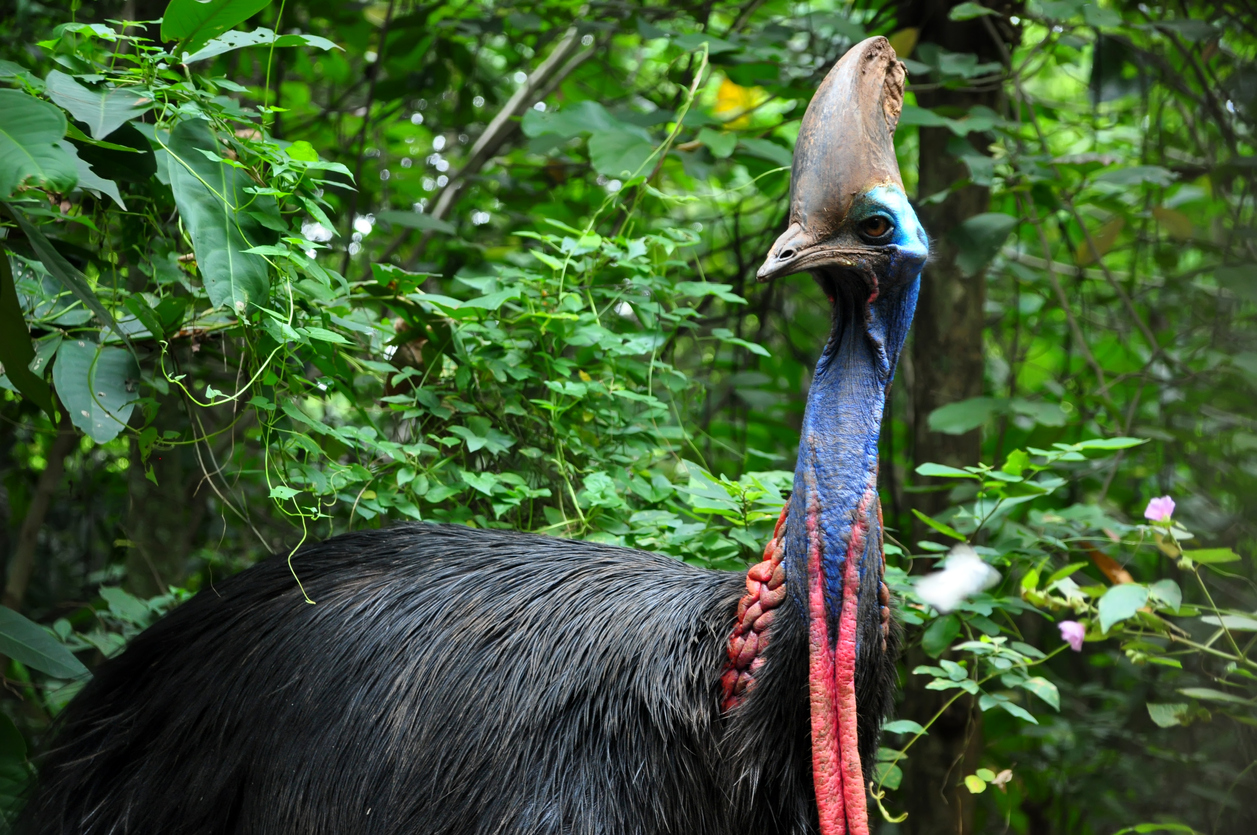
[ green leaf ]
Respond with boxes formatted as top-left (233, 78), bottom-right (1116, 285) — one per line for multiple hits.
top-left (376, 210), bottom-right (457, 235)
top-left (1148, 579), bottom-right (1182, 612)
top-left (52, 340), bottom-right (139, 443)
top-left (1098, 583), bottom-right (1149, 632)
top-left (949, 2), bottom-right (998, 19)
top-left (1018, 676), bottom-right (1061, 710)
top-left (1182, 548), bottom-right (1241, 564)
top-left (882, 719), bottom-right (926, 735)
top-left (43, 71), bottom-right (152, 140)
top-left (697, 127), bottom-right (736, 159)
top-left (948, 213), bottom-right (1017, 276)
top-left (522, 100), bottom-right (617, 139)
top-left (1199, 614), bottom-right (1257, 631)
top-left (59, 140), bottom-right (125, 208)
top-left (0, 605), bottom-right (89, 679)
top-left (461, 470), bottom-right (498, 495)
top-left (588, 130), bottom-right (656, 178)
top-left (181, 26), bottom-right (340, 63)
top-left (874, 762), bottom-right (903, 790)
top-left (7, 206), bottom-right (134, 352)
top-left (922, 614), bottom-right (960, 658)
top-left (165, 119), bottom-right (276, 313)
top-left (964, 774), bottom-right (987, 793)
top-left (1147, 702), bottom-right (1190, 728)
top-left (0, 89), bottom-right (77, 198)
top-left (1074, 436), bottom-right (1147, 450)
top-left (1093, 165), bottom-right (1175, 188)
top-left (0, 250), bottom-right (55, 417)
top-left (737, 137), bottom-right (793, 168)
top-left (1177, 687), bottom-right (1254, 706)
top-left (99, 586), bottom-right (151, 626)
top-left (269, 485), bottom-right (300, 500)
top-left (915, 462), bottom-right (980, 479)
top-left (928, 396), bottom-right (1000, 434)
top-left (161, 0), bottom-right (275, 54)
top-left (911, 508), bottom-right (965, 541)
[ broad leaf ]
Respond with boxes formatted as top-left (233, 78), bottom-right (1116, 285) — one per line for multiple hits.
top-left (52, 339), bottom-right (139, 443)
top-left (58, 140), bottom-right (125, 208)
top-left (7, 205), bottom-right (134, 351)
top-left (1098, 583), bottom-right (1149, 632)
top-left (0, 606), bottom-right (89, 678)
top-left (0, 249), bottom-right (55, 417)
top-left (165, 119), bottom-right (277, 312)
top-left (949, 212), bottom-right (1017, 276)
top-left (180, 27), bottom-right (340, 63)
top-left (44, 71), bottom-right (152, 140)
top-left (376, 210), bottom-right (456, 235)
top-left (1146, 702), bottom-right (1190, 728)
top-left (928, 396), bottom-right (1000, 434)
top-left (161, 0), bottom-right (274, 54)
top-left (0, 89), bottom-right (76, 198)
top-left (588, 129), bottom-right (655, 179)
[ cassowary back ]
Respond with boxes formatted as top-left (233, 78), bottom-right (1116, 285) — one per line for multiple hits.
top-left (18, 524), bottom-right (824, 835)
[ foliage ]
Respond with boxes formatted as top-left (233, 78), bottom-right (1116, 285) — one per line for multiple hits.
top-left (0, 0), bottom-right (1254, 833)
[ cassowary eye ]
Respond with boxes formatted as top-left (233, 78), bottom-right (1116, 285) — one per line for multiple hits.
top-left (858, 216), bottom-right (892, 241)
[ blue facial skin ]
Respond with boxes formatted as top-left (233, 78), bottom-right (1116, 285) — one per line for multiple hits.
top-left (783, 185), bottom-right (929, 640)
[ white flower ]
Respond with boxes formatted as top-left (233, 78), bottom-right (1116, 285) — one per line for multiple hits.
top-left (914, 544), bottom-right (1000, 614)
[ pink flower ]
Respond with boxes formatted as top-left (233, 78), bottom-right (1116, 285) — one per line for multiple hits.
top-left (1059, 620), bottom-right (1085, 652)
top-left (1144, 496), bottom-right (1175, 522)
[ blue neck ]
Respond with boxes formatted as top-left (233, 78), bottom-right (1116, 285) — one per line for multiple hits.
top-left (782, 275), bottom-right (920, 628)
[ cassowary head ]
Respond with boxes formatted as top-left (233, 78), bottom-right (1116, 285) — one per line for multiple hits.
top-left (758, 36), bottom-right (928, 372)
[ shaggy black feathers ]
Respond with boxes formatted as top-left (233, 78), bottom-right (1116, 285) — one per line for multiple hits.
top-left (18, 523), bottom-right (897, 835)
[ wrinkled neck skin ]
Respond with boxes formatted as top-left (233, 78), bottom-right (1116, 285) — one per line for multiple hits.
top-left (782, 186), bottom-right (926, 835)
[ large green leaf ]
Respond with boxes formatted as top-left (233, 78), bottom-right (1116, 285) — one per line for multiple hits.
top-left (1098, 583), bottom-right (1149, 632)
top-left (181, 27), bottom-right (340, 63)
top-left (165, 118), bottom-right (276, 313)
top-left (0, 89), bottom-right (76, 198)
top-left (949, 212), bottom-right (1018, 276)
top-left (588, 129), bottom-right (656, 179)
top-left (43, 71), bottom-right (152, 141)
top-left (928, 396), bottom-right (1001, 434)
top-left (52, 339), bottom-right (139, 443)
top-left (0, 250), bottom-right (55, 417)
top-left (160, 0), bottom-right (274, 54)
top-left (376, 210), bottom-right (456, 235)
top-left (58, 140), bottom-right (125, 208)
top-left (5, 205), bottom-right (134, 352)
top-left (0, 606), bottom-right (89, 678)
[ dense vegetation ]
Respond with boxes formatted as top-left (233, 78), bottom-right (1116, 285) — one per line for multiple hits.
top-left (0, 0), bottom-right (1253, 832)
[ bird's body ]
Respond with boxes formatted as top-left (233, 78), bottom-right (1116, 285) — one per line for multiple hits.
top-left (21, 524), bottom-right (862, 835)
top-left (19, 36), bottom-right (929, 835)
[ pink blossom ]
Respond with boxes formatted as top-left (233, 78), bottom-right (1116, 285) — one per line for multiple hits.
top-left (1059, 620), bottom-right (1085, 652)
top-left (1144, 496), bottom-right (1175, 523)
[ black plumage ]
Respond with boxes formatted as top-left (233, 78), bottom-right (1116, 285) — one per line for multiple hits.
top-left (18, 523), bottom-right (897, 835)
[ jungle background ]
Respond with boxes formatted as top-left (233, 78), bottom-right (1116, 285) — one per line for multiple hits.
top-left (0, 0), bottom-right (1254, 832)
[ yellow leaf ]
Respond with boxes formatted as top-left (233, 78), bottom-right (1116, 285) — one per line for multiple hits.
top-left (964, 774), bottom-right (987, 794)
top-left (578, 370), bottom-right (592, 382)
top-left (1152, 206), bottom-right (1193, 240)
top-left (1075, 217), bottom-right (1125, 265)
top-left (715, 77), bottom-right (764, 129)
top-left (888, 28), bottom-right (919, 59)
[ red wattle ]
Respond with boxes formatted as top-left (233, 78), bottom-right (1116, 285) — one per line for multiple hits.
top-left (835, 489), bottom-right (876, 835)
top-left (808, 484), bottom-right (877, 835)
top-left (806, 493), bottom-right (846, 835)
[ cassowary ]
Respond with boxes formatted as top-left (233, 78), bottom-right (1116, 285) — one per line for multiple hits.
top-left (18, 36), bottom-right (928, 835)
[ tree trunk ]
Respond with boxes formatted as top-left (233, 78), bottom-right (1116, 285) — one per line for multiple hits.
top-left (893, 3), bottom-right (1021, 834)
top-left (3, 415), bottom-right (77, 612)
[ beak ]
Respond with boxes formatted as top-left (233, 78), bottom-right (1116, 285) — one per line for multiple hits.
top-left (757, 36), bottom-right (906, 284)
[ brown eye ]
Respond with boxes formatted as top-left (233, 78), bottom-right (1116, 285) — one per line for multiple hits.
top-left (859, 216), bottom-right (892, 240)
